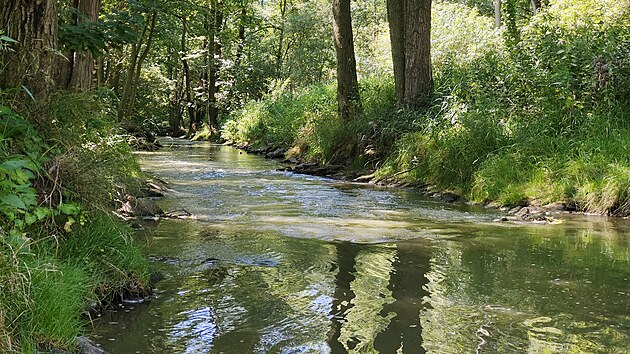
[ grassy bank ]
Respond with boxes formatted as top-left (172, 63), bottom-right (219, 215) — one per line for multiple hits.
top-left (222, 0), bottom-right (630, 215)
top-left (0, 91), bottom-right (149, 353)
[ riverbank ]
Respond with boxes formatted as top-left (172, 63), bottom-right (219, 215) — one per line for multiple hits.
top-left (0, 93), bottom-right (150, 353)
top-left (220, 3), bottom-right (630, 217)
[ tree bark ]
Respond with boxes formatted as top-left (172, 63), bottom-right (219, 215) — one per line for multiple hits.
top-left (404, 0), bottom-right (433, 108)
top-left (332, 0), bottom-right (360, 121)
top-left (275, 0), bottom-right (288, 78)
top-left (494, 0), bottom-right (501, 27)
top-left (234, 7), bottom-right (247, 69)
top-left (206, 0), bottom-right (223, 130)
top-left (180, 18), bottom-right (197, 133)
top-left (387, 0), bottom-right (405, 105)
top-left (117, 11), bottom-right (157, 121)
top-left (68, 0), bottom-right (102, 90)
top-left (387, 0), bottom-right (433, 108)
top-left (0, 0), bottom-right (59, 100)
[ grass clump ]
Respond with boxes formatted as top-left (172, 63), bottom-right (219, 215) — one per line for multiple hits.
top-left (26, 261), bottom-right (90, 351)
top-left (57, 212), bottom-right (149, 301)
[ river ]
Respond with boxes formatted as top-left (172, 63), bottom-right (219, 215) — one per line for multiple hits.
top-left (91, 139), bottom-right (630, 353)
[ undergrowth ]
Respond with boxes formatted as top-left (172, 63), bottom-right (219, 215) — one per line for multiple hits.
top-left (222, 0), bottom-right (630, 215)
top-left (0, 91), bottom-right (149, 352)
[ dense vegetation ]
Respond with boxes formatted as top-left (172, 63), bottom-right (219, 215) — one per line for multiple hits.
top-left (1, 0), bottom-right (629, 351)
top-left (0, 89), bottom-right (149, 351)
top-left (224, 0), bottom-right (630, 214)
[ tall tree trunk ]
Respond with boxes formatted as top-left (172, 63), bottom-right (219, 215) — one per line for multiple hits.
top-left (0, 0), bottom-right (59, 100)
top-left (234, 7), bottom-right (247, 69)
top-left (107, 48), bottom-right (124, 94)
top-left (207, 0), bottom-right (223, 130)
top-left (180, 18), bottom-right (197, 133)
top-left (275, 0), bottom-right (288, 78)
top-left (127, 11), bottom-right (157, 116)
top-left (387, 0), bottom-right (405, 105)
top-left (404, 0), bottom-right (433, 108)
top-left (118, 11), bottom-right (157, 121)
top-left (332, 0), bottom-right (360, 121)
top-left (494, 0), bottom-right (501, 27)
top-left (68, 0), bottom-right (101, 90)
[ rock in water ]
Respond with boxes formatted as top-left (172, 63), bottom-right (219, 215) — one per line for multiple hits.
top-left (76, 336), bottom-right (109, 354)
top-left (119, 196), bottom-right (164, 217)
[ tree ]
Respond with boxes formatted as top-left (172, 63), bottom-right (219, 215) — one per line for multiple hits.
top-left (0, 0), bottom-right (59, 99)
top-left (387, 0), bottom-right (433, 108)
top-left (332, 0), bottom-right (360, 121)
top-left (205, 0), bottom-right (224, 130)
top-left (494, 0), bottom-right (502, 27)
top-left (63, 0), bottom-right (103, 90)
top-left (118, 8), bottom-right (158, 121)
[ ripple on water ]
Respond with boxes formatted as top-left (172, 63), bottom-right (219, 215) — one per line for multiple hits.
top-left (92, 142), bottom-right (630, 353)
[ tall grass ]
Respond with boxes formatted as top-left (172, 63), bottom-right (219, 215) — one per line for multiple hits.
top-left (26, 261), bottom-right (90, 351)
top-left (57, 212), bottom-right (149, 301)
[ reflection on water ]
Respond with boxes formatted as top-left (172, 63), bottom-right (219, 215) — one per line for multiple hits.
top-left (92, 140), bottom-right (630, 353)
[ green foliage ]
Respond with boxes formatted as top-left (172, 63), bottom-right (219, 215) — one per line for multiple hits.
top-left (0, 91), bottom-right (146, 351)
top-left (59, 2), bottom-right (143, 56)
top-left (432, 2), bottom-right (503, 71)
top-left (224, 0), bottom-right (630, 215)
top-left (222, 82), bottom-right (337, 153)
top-left (26, 261), bottom-right (90, 351)
top-left (381, 0), bottom-right (630, 214)
top-left (28, 92), bottom-right (142, 208)
top-left (57, 212), bottom-right (149, 300)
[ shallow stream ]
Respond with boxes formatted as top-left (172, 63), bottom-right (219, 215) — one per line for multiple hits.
top-left (91, 139), bottom-right (630, 353)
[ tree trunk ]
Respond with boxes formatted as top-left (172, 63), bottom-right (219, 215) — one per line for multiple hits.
top-left (180, 18), bottom-right (197, 133)
top-left (494, 0), bottom-right (501, 27)
top-left (387, 0), bottom-right (405, 105)
top-left (404, 0), bottom-right (433, 108)
top-left (234, 7), bottom-right (247, 69)
top-left (275, 0), bottom-right (288, 78)
top-left (332, 0), bottom-right (360, 121)
top-left (117, 11), bottom-right (157, 121)
top-left (207, 0), bottom-right (223, 130)
top-left (0, 0), bottom-right (59, 100)
top-left (68, 0), bottom-right (102, 90)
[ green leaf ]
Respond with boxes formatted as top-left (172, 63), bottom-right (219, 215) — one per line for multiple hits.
top-left (24, 213), bottom-right (37, 225)
top-left (0, 35), bottom-right (18, 44)
top-left (21, 86), bottom-right (35, 101)
top-left (64, 216), bottom-right (76, 232)
top-left (0, 159), bottom-right (28, 171)
top-left (34, 207), bottom-right (51, 220)
top-left (59, 202), bottom-right (81, 215)
top-left (1, 194), bottom-right (27, 209)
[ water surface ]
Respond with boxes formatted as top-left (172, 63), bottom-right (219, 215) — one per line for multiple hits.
top-left (92, 139), bottom-right (630, 353)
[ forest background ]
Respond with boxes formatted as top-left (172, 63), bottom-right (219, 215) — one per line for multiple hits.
top-left (1, 0), bottom-right (629, 352)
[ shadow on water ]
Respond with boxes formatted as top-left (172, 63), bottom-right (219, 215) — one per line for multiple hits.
top-left (91, 140), bottom-right (630, 353)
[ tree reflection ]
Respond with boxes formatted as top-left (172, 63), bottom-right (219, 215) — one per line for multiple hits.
top-left (375, 242), bottom-right (430, 353)
top-left (328, 241), bottom-right (431, 353)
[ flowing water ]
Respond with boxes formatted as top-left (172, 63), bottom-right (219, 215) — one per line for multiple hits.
top-left (91, 139), bottom-right (630, 353)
